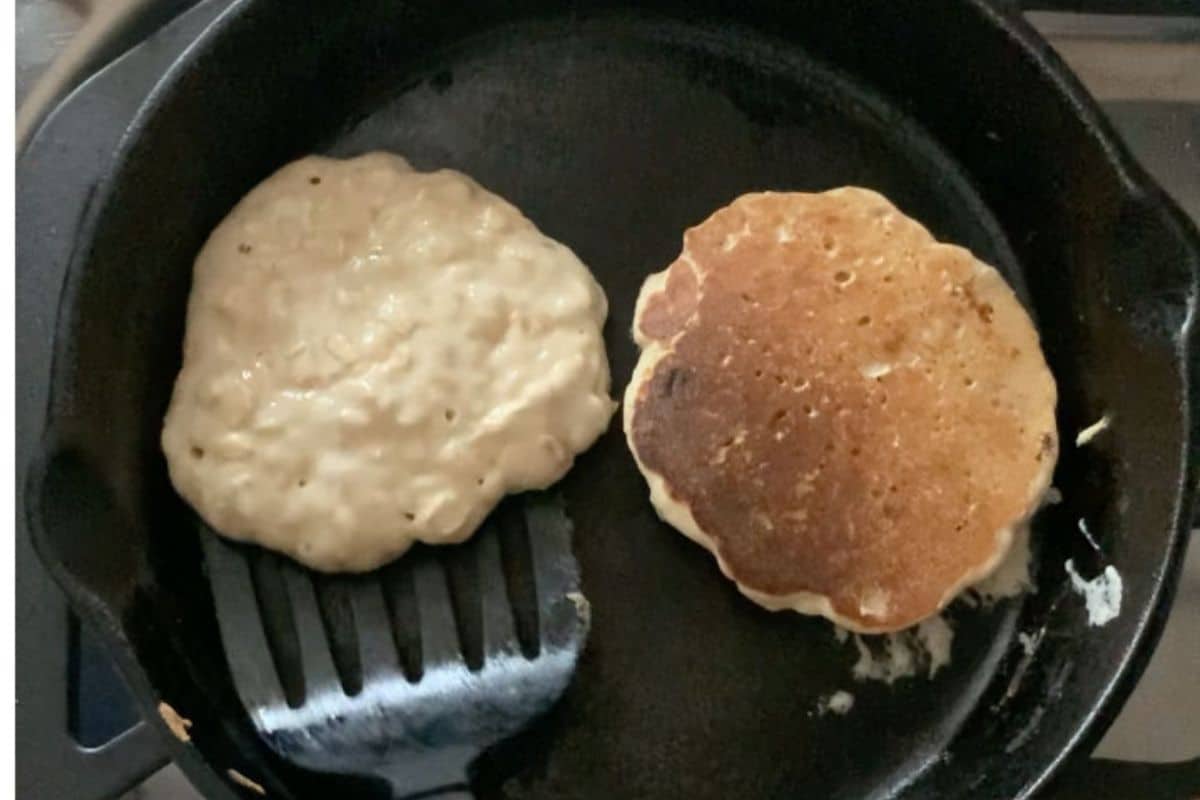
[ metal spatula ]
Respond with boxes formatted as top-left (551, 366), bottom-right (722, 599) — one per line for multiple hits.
top-left (201, 494), bottom-right (589, 798)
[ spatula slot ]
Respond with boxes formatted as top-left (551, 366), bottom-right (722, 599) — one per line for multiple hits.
top-left (312, 577), bottom-right (364, 696)
top-left (442, 538), bottom-right (485, 672)
top-left (248, 550), bottom-right (305, 708)
top-left (496, 498), bottom-right (541, 659)
top-left (380, 560), bottom-right (424, 682)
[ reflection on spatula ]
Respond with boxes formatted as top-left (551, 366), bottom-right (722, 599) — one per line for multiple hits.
top-left (202, 494), bottom-right (588, 798)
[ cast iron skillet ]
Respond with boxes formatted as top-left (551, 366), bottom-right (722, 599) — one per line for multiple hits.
top-left (25, 0), bottom-right (1199, 797)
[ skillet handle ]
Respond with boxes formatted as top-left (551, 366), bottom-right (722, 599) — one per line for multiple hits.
top-left (1051, 169), bottom-right (1200, 798)
top-left (18, 1), bottom-right (240, 798)
top-left (986, 2), bottom-right (1200, 782)
top-left (56, 719), bottom-right (169, 800)
top-left (17, 576), bottom-right (170, 800)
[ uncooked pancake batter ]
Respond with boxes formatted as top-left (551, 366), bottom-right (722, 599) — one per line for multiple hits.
top-left (163, 153), bottom-right (615, 571)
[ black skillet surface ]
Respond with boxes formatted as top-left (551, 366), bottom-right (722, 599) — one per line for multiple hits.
top-left (24, 1), bottom-right (1199, 798)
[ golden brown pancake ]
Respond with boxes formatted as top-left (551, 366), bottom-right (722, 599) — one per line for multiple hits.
top-left (624, 188), bottom-right (1057, 632)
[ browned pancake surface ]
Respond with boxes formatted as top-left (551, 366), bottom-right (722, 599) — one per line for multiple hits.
top-left (627, 189), bottom-right (1057, 631)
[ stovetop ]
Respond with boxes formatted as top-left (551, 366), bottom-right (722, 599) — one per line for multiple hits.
top-left (16, 4), bottom-right (1199, 799)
